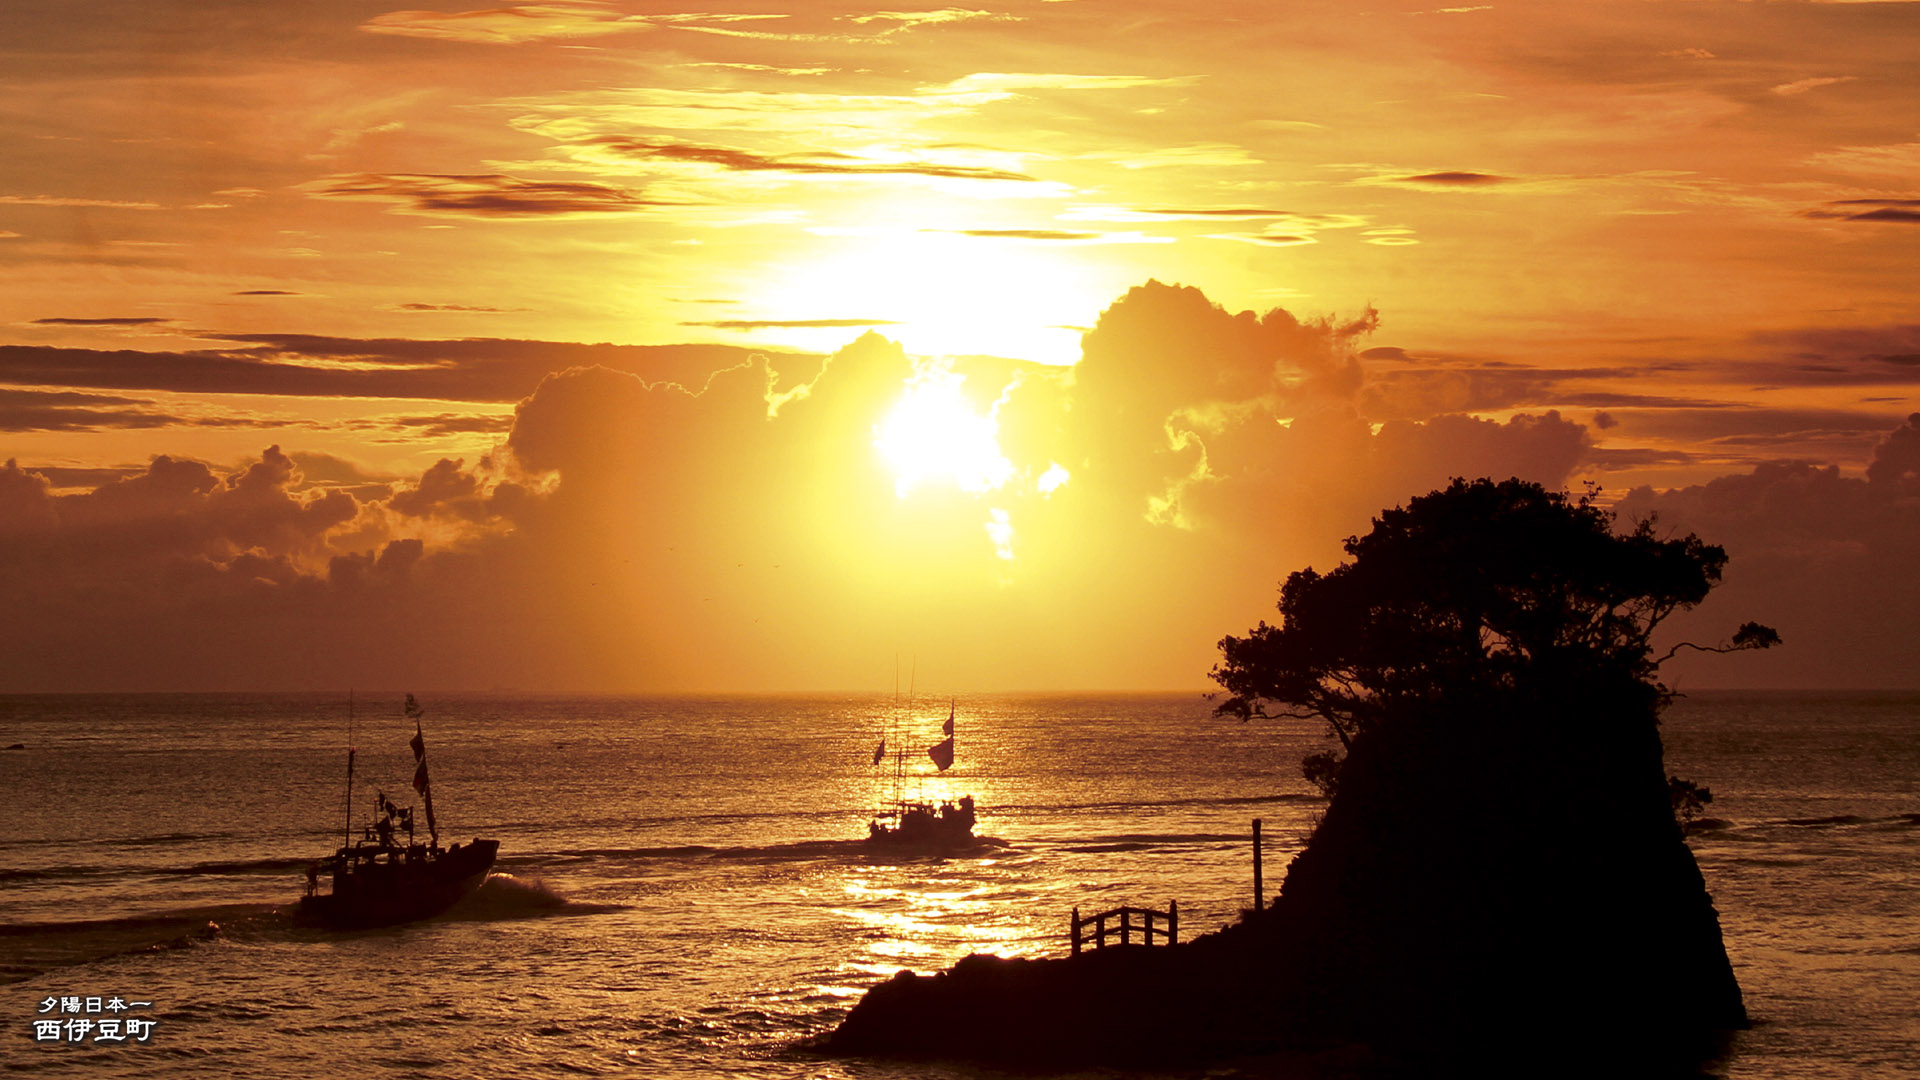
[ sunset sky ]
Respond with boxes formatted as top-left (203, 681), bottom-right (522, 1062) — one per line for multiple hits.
top-left (2, 0), bottom-right (1916, 692)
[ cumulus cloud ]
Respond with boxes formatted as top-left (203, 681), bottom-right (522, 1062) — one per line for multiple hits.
top-left (287, 451), bottom-right (395, 490)
top-left (1617, 414), bottom-right (1920, 688)
top-left (5, 281), bottom-right (1912, 692)
top-left (1, 445), bottom-right (354, 561)
top-left (0, 442), bottom-right (534, 689)
top-left (1067, 281), bottom-right (1586, 546)
top-left (386, 457), bottom-right (504, 520)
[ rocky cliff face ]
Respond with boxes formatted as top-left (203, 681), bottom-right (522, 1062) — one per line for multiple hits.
top-left (1255, 674), bottom-right (1745, 1057)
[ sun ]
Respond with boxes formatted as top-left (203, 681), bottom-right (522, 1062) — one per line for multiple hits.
top-left (745, 205), bottom-right (1112, 364)
top-left (873, 364), bottom-right (1014, 498)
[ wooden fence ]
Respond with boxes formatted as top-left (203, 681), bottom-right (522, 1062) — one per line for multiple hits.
top-left (1070, 901), bottom-right (1177, 955)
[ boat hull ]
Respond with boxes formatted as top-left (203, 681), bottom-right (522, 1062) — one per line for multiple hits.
top-left (867, 800), bottom-right (975, 849)
top-left (298, 839), bottom-right (499, 929)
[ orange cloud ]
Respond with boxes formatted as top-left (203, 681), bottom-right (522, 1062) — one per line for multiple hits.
top-left (302, 173), bottom-right (671, 218)
top-left (361, 4), bottom-right (659, 45)
top-left (570, 137), bottom-right (1039, 182)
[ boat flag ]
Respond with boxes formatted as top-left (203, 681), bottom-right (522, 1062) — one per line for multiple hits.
top-left (410, 709), bottom-right (428, 792)
top-left (872, 738), bottom-right (886, 766)
top-left (404, 693), bottom-right (440, 844)
top-left (928, 736), bottom-right (954, 772)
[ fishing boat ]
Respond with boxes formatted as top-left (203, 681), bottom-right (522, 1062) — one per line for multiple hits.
top-left (867, 695), bottom-right (978, 848)
top-left (298, 694), bottom-right (500, 928)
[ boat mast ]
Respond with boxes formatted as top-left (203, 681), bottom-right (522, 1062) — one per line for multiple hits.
top-left (342, 690), bottom-right (357, 848)
top-left (406, 693), bottom-right (439, 847)
top-left (902, 660), bottom-right (915, 803)
top-left (892, 659), bottom-right (905, 807)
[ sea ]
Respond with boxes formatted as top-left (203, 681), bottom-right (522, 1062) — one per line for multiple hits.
top-left (1, 691), bottom-right (1915, 1079)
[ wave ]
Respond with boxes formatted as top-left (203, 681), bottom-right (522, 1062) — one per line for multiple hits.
top-left (0, 903), bottom-right (283, 985)
top-left (992, 793), bottom-right (1323, 815)
top-left (1, 854), bottom-right (317, 886)
top-left (1072, 831), bottom-right (1258, 845)
top-left (103, 830), bottom-right (240, 848)
top-left (0, 829), bottom-right (240, 851)
top-left (1062, 842), bottom-right (1154, 854)
top-left (1695, 812), bottom-right (1920, 834)
top-left (510, 844), bottom-right (719, 866)
top-left (508, 838), bottom-right (878, 868)
top-left (157, 856), bottom-right (320, 877)
top-left (0, 864), bottom-right (126, 884)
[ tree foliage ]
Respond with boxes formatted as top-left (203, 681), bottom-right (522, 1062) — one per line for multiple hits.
top-left (1667, 775), bottom-right (1715, 832)
top-left (1211, 478), bottom-right (1777, 768)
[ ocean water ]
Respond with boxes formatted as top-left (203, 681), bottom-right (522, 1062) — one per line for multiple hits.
top-left (0, 691), bottom-right (1914, 1078)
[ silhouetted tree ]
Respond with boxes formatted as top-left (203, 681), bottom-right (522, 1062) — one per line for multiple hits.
top-left (1212, 477), bottom-right (1777, 786)
top-left (1668, 775), bottom-right (1715, 832)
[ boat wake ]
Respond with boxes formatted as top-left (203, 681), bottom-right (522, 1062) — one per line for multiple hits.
top-left (0, 903), bottom-right (283, 985)
top-left (438, 872), bottom-right (627, 921)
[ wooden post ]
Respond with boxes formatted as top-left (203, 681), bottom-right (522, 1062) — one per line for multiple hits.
top-left (1252, 817), bottom-right (1264, 913)
top-left (1168, 899), bottom-right (1178, 944)
top-left (1071, 906), bottom-right (1080, 956)
top-left (1120, 908), bottom-right (1131, 945)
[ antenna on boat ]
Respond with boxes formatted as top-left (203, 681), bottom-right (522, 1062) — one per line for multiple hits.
top-left (343, 689), bottom-right (357, 849)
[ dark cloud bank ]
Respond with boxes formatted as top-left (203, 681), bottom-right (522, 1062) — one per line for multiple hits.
top-left (0, 337), bottom-right (795, 403)
top-left (2, 282), bottom-right (1915, 690)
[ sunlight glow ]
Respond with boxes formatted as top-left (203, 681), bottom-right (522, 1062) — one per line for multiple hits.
top-left (984, 507), bottom-right (1014, 560)
top-left (873, 365), bottom-right (1015, 497)
top-left (753, 214), bottom-right (1110, 364)
top-left (1037, 462), bottom-right (1070, 496)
